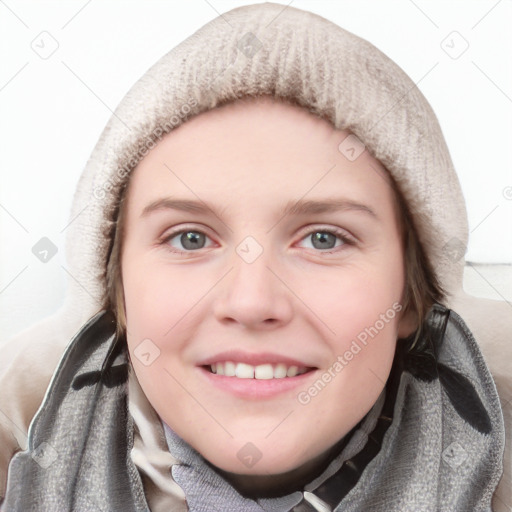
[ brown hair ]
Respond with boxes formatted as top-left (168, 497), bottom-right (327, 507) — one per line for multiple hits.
top-left (390, 174), bottom-right (446, 345)
top-left (104, 185), bottom-right (129, 339)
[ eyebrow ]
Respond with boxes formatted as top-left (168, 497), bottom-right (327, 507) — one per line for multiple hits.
top-left (140, 197), bottom-right (377, 220)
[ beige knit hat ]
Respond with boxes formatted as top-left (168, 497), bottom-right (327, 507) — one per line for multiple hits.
top-left (79, 1), bottom-right (468, 315)
top-left (1, 2), bottom-right (510, 508)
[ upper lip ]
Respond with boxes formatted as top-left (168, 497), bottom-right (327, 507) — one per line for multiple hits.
top-left (197, 350), bottom-right (317, 368)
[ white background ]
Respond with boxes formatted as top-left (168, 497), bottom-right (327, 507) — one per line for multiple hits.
top-left (1, 0), bottom-right (511, 341)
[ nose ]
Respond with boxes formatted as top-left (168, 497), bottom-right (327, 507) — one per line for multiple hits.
top-left (213, 247), bottom-right (294, 330)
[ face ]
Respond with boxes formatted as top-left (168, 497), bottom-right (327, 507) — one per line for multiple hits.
top-left (121, 96), bottom-right (414, 490)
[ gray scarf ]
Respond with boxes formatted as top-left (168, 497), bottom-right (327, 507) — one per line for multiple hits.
top-left (2, 305), bottom-right (504, 511)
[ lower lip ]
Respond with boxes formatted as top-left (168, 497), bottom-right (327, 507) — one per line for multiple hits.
top-left (197, 366), bottom-right (317, 399)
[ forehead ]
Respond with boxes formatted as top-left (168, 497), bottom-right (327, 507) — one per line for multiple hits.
top-left (124, 96), bottom-right (399, 223)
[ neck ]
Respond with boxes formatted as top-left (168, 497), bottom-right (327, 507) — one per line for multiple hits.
top-left (213, 433), bottom-right (351, 499)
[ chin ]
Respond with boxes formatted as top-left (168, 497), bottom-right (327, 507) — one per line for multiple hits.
top-left (199, 438), bottom-right (314, 476)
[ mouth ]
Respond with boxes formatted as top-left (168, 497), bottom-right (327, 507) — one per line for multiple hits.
top-left (203, 361), bottom-right (315, 379)
top-left (199, 362), bottom-right (318, 399)
top-left (196, 351), bottom-right (319, 398)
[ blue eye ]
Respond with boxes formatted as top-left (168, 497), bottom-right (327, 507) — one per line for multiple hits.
top-left (164, 230), bottom-right (213, 251)
top-left (297, 229), bottom-right (352, 252)
top-left (309, 231), bottom-right (338, 250)
top-left (161, 227), bottom-right (354, 254)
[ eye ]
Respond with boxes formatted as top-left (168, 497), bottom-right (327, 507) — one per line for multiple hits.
top-left (159, 226), bottom-right (355, 254)
top-left (162, 228), bottom-right (215, 252)
top-left (296, 228), bottom-right (355, 253)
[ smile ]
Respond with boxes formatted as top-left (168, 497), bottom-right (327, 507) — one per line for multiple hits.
top-left (197, 351), bottom-right (318, 398)
top-left (207, 362), bottom-right (311, 379)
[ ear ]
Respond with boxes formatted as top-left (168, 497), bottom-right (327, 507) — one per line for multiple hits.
top-left (397, 308), bottom-right (418, 339)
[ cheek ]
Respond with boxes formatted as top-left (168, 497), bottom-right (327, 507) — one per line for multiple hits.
top-left (121, 255), bottom-right (204, 410)
top-left (308, 257), bottom-right (405, 342)
top-left (297, 272), bottom-right (402, 444)
top-left (301, 254), bottom-right (404, 397)
top-left (122, 252), bottom-right (205, 339)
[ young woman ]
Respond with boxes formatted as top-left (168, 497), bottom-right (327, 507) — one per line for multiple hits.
top-left (1, 3), bottom-right (509, 511)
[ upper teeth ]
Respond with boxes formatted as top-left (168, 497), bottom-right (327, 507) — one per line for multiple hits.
top-left (210, 362), bottom-right (308, 379)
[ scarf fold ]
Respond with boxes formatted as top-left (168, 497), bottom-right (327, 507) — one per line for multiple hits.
top-left (1, 305), bottom-right (504, 511)
top-left (161, 388), bottom-right (385, 512)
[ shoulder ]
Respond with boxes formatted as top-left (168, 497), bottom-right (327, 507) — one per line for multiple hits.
top-left (0, 310), bottom-right (91, 499)
top-left (447, 290), bottom-right (512, 511)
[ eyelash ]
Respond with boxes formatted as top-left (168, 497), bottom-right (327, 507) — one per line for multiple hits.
top-left (159, 225), bottom-right (356, 255)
